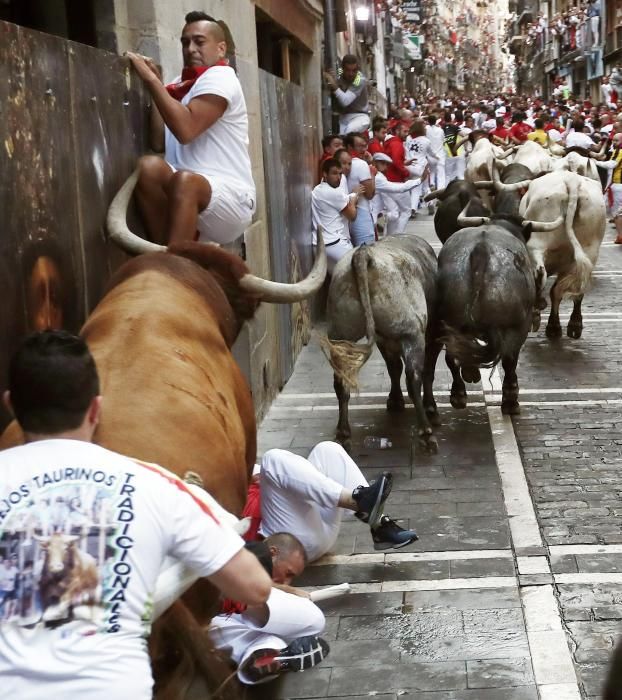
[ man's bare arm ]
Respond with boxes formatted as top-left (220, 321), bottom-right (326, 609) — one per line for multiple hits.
top-left (127, 52), bottom-right (227, 146)
top-left (208, 547), bottom-right (272, 608)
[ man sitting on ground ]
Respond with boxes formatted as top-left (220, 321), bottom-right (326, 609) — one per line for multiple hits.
top-left (127, 11), bottom-right (255, 246)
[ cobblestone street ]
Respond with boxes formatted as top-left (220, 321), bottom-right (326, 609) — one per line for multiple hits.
top-left (252, 215), bottom-right (622, 699)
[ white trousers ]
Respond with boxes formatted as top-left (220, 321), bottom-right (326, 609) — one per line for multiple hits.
top-left (260, 442), bottom-right (368, 562)
top-left (210, 587), bottom-right (326, 684)
top-left (313, 239), bottom-right (353, 274)
top-left (339, 112), bottom-right (371, 135)
top-left (445, 156), bottom-right (466, 182)
top-left (429, 159), bottom-right (447, 191)
top-left (386, 191), bottom-right (412, 235)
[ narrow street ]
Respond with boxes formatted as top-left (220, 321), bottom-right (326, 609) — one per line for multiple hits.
top-left (255, 215), bottom-right (622, 700)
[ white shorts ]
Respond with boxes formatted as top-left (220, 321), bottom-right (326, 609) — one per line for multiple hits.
top-left (611, 184), bottom-right (622, 217)
top-left (168, 164), bottom-right (255, 245)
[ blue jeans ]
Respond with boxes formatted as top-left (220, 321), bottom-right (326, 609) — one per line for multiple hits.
top-left (350, 209), bottom-right (375, 247)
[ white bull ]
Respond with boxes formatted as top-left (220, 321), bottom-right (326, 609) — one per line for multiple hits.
top-left (551, 150), bottom-right (609, 183)
top-left (519, 170), bottom-right (606, 339)
top-left (510, 140), bottom-right (555, 176)
top-left (465, 137), bottom-right (513, 207)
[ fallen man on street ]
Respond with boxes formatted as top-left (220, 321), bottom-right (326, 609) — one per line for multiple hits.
top-left (211, 533), bottom-right (330, 685)
top-left (127, 11), bottom-right (256, 246)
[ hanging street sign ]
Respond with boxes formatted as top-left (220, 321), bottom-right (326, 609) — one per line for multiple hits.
top-left (404, 34), bottom-right (423, 60)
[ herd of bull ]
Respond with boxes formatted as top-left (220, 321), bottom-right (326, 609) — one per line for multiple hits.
top-left (0, 149), bottom-right (608, 693)
top-left (323, 137), bottom-right (607, 454)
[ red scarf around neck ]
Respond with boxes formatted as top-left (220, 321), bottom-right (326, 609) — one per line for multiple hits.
top-left (165, 60), bottom-right (228, 101)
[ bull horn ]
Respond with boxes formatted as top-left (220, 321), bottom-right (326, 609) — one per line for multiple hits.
top-left (473, 180), bottom-right (494, 190)
top-left (492, 166), bottom-right (532, 192)
top-left (524, 214), bottom-right (564, 232)
top-left (239, 229), bottom-right (327, 303)
top-left (497, 148), bottom-right (515, 159)
top-left (424, 188), bottom-right (445, 202)
top-left (107, 168), bottom-right (167, 255)
top-left (457, 203), bottom-right (490, 227)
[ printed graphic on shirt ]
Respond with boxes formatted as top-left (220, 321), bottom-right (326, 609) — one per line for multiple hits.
top-left (0, 468), bottom-right (136, 633)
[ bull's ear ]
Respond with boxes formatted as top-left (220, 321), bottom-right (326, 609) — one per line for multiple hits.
top-left (522, 223), bottom-right (533, 243)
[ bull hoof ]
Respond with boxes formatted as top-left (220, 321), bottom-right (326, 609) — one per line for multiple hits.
top-left (501, 400), bottom-right (520, 415)
top-left (450, 393), bottom-right (467, 410)
top-left (531, 312), bottom-right (541, 333)
top-left (567, 322), bottom-right (583, 339)
top-left (545, 323), bottom-right (562, 340)
top-left (418, 435), bottom-right (438, 454)
top-left (461, 366), bottom-right (481, 384)
top-left (386, 395), bottom-right (406, 412)
top-left (426, 406), bottom-right (441, 426)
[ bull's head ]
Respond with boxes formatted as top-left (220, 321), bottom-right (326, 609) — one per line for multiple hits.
top-left (106, 169), bottom-right (327, 304)
top-left (34, 533), bottom-right (78, 573)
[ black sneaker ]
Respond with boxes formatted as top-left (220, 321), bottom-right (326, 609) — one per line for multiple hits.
top-left (239, 635), bottom-right (330, 683)
top-left (372, 516), bottom-right (418, 550)
top-left (352, 473), bottom-right (393, 529)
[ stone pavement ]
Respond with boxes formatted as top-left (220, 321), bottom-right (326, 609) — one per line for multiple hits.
top-left (244, 214), bottom-right (622, 699)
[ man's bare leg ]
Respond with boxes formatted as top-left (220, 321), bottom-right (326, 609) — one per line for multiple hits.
top-left (135, 156), bottom-right (175, 245)
top-left (166, 171), bottom-right (213, 245)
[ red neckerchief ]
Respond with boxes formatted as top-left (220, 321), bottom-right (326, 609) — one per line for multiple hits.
top-left (165, 60), bottom-right (228, 101)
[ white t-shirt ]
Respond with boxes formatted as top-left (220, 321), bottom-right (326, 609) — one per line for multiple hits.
top-left (165, 66), bottom-right (255, 196)
top-left (425, 125), bottom-right (446, 161)
top-left (481, 118), bottom-right (497, 132)
top-left (565, 131), bottom-right (594, 149)
top-left (0, 439), bottom-right (244, 699)
top-left (346, 157), bottom-right (372, 211)
top-left (312, 181), bottom-right (350, 245)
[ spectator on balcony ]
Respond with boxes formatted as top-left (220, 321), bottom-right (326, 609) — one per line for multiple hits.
top-left (324, 55), bottom-right (370, 135)
top-left (587, 0), bottom-right (601, 47)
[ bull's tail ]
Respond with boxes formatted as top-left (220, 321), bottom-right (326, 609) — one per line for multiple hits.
top-left (556, 176), bottom-right (593, 298)
top-left (441, 324), bottom-right (503, 369)
top-left (352, 245), bottom-right (376, 344)
top-left (319, 246), bottom-right (376, 392)
top-left (441, 239), bottom-right (502, 368)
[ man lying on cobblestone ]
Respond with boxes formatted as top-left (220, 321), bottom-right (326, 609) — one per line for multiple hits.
top-left (211, 533), bottom-right (330, 685)
top-left (246, 441), bottom-right (418, 562)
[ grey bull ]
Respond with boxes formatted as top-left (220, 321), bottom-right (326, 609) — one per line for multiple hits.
top-left (323, 234), bottom-right (439, 453)
top-left (430, 216), bottom-right (536, 414)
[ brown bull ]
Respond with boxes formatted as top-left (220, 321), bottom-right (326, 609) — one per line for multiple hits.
top-left (0, 168), bottom-right (326, 698)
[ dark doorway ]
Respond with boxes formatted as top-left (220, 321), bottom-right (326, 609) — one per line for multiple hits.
top-left (0, 0), bottom-right (116, 50)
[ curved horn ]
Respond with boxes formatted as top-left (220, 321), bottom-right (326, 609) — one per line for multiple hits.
top-left (239, 229), bottom-right (327, 303)
top-left (492, 166), bottom-right (532, 192)
top-left (524, 214), bottom-right (564, 232)
top-left (497, 148), bottom-right (515, 159)
top-left (473, 180), bottom-right (494, 190)
top-left (457, 203), bottom-right (490, 227)
top-left (424, 187), bottom-right (446, 202)
top-left (107, 168), bottom-right (167, 255)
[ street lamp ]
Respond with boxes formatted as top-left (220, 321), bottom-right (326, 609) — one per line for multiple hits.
top-left (355, 6), bottom-right (370, 22)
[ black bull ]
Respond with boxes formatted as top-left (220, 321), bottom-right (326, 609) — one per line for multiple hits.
top-left (429, 219), bottom-right (536, 414)
top-left (424, 180), bottom-right (491, 244)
